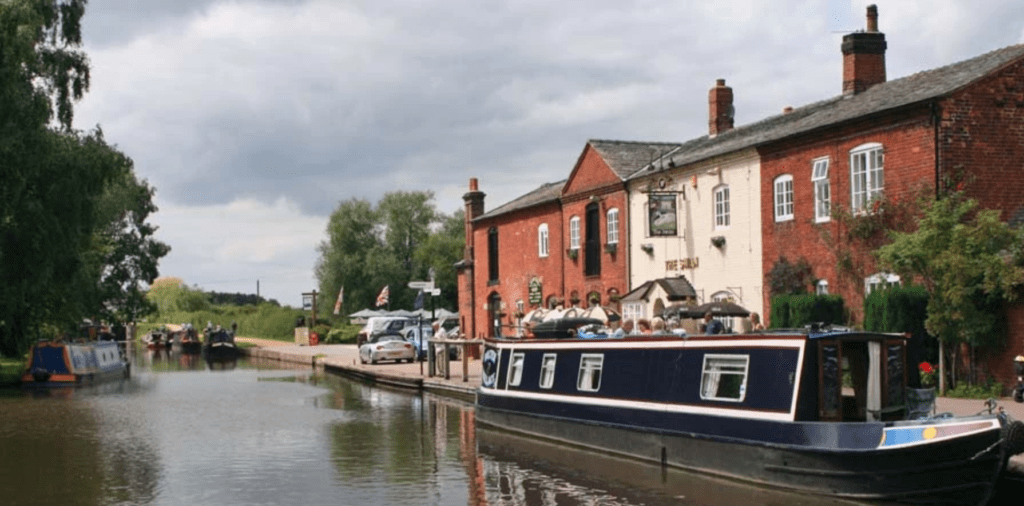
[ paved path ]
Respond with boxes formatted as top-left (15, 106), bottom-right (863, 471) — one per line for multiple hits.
top-left (240, 340), bottom-right (1024, 473)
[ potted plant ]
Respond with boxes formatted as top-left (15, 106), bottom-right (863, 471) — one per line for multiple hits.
top-left (908, 361), bottom-right (937, 418)
top-left (711, 236), bottom-right (726, 249)
top-left (567, 248), bottom-right (579, 260)
top-left (604, 243), bottom-right (617, 254)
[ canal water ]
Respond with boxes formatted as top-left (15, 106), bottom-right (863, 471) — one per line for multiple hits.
top-left (0, 346), bottom-right (894, 505)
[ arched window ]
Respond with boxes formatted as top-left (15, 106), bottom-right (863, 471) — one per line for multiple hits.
top-left (714, 185), bottom-right (730, 229)
top-left (606, 208), bottom-right (619, 244)
top-left (850, 143), bottom-right (884, 213)
top-left (538, 223), bottom-right (549, 257)
top-left (773, 175), bottom-right (794, 222)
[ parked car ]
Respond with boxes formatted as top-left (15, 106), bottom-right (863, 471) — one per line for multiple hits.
top-left (402, 324), bottom-right (460, 361)
top-left (357, 317), bottom-right (419, 346)
top-left (359, 334), bottom-right (416, 364)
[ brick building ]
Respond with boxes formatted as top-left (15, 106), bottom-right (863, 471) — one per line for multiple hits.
top-left (458, 140), bottom-right (678, 339)
top-left (458, 5), bottom-right (1024, 389)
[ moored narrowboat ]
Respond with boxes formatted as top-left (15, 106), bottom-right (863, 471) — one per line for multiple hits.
top-left (22, 339), bottom-right (129, 387)
top-left (475, 326), bottom-right (1024, 505)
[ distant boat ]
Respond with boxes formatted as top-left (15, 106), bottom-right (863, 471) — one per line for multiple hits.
top-left (172, 323), bottom-right (202, 354)
top-left (142, 327), bottom-right (171, 349)
top-left (476, 325), bottom-right (1024, 505)
top-left (203, 326), bottom-right (238, 360)
top-left (22, 338), bottom-right (129, 387)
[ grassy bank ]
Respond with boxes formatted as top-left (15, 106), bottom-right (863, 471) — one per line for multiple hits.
top-left (141, 303), bottom-right (363, 344)
top-left (1, 356), bottom-right (24, 386)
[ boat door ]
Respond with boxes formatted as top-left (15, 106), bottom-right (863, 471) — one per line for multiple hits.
top-left (816, 335), bottom-right (908, 422)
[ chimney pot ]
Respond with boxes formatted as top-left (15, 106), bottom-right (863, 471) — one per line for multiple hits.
top-left (841, 5), bottom-right (887, 95)
top-left (783, 106), bottom-right (793, 114)
top-left (708, 79), bottom-right (734, 137)
top-left (469, 177), bottom-right (478, 191)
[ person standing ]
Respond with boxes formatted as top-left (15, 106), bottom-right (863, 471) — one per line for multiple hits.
top-left (749, 312), bottom-right (765, 332)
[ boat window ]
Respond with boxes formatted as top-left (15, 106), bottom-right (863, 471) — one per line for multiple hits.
top-left (539, 353), bottom-right (557, 389)
top-left (700, 354), bottom-right (749, 402)
top-left (577, 354), bottom-right (604, 392)
top-left (508, 352), bottom-right (525, 387)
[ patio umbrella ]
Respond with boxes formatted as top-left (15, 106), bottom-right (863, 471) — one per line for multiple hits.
top-left (693, 301), bottom-right (750, 317)
top-left (522, 308), bottom-right (549, 324)
top-left (662, 304), bottom-right (702, 320)
top-left (581, 305), bottom-right (621, 323)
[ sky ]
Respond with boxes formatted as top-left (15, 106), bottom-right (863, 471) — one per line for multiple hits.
top-left (72, 0), bottom-right (1024, 308)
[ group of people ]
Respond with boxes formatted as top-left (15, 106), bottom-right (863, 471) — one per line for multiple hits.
top-left (587, 311), bottom-right (766, 339)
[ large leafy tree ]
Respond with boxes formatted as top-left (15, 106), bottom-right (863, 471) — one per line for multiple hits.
top-left (315, 192), bottom-right (462, 318)
top-left (1, 1), bottom-right (169, 355)
top-left (876, 192), bottom-right (1024, 385)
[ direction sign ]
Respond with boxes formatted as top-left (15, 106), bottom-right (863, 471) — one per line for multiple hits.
top-left (429, 288), bottom-right (441, 296)
top-left (408, 281), bottom-right (434, 291)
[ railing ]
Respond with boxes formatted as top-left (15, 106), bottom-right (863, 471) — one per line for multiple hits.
top-left (427, 338), bottom-right (484, 382)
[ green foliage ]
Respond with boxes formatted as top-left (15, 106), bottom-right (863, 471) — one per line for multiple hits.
top-left (152, 303), bottom-right (305, 342)
top-left (876, 193), bottom-right (1024, 350)
top-left (0, 2), bottom-right (168, 357)
top-left (862, 285), bottom-right (929, 336)
top-left (315, 193), bottom-right (463, 318)
top-left (769, 296), bottom-right (791, 328)
top-left (146, 277), bottom-right (210, 314)
top-left (943, 380), bottom-right (1004, 400)
top-left (323, 324), bottom-right (361, 344)
top-left (766, 256), bottom-right (814, 296)
top-left (770, 294), bottom-right (844, 328)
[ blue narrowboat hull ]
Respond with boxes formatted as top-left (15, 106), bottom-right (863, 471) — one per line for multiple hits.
top-left (476, 332), bottom-right (1020, 504)
top-left (22, 340), bottom-right (129, 387)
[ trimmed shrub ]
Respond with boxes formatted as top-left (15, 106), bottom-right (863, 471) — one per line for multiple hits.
top-left (771, 294), bottom-right (845, 329)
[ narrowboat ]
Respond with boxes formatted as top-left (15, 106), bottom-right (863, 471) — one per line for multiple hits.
top-left (22, 339), bottom-right (130, 386)
top-left (203, 327), bottom-right (238, 360)
top-left (173, 323), bottom-right (202, 354)
top-left (475, 326), bottom-right (1024, 505)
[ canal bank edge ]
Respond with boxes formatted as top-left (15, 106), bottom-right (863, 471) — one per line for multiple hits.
top-left (237, 341), bottom-right (1024, 477)
top-left (237, 341), bottom-right (478, 403)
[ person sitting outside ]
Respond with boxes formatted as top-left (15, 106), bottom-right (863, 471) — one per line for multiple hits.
top-left (614, 320), bottom-right (634, 338)
top-left (702, 312), bottom-right (724, 335)
top-left (651, 317), bottom-right (667, 335)
top-left (668, 318), bottom-right (687, 337)
top-left (637, 319), bottom-right (653, 335)
top-left (749, 312), bottom-right (765, 332)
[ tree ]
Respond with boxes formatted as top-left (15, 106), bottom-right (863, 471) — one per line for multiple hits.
top-left (0, 1), bottom-right (169, 355)
top-left (876, 192), bottom-right (1024, 385)
top-left (413, 209), bottom-right (465, 310)
top-left (315, 193), bottom-right (462, 318)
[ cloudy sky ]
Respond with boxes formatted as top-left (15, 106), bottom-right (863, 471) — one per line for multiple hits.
top-left (72, 0), bottom-right (1024, 308)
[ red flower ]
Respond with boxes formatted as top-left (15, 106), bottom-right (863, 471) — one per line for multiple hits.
top-left (919, 361), bottom-right (934, 373)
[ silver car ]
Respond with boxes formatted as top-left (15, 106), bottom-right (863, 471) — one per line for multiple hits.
top-left (359, 334), bottom-right (416, 364)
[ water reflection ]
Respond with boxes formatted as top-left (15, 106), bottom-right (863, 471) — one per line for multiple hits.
top-left (0, 348), bottom-right (961, 506)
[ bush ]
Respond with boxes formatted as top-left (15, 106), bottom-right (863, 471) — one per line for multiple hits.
top-left (944, 381), bottom-right (1004, 399)
top-left (770, 294), bottom-right (844, 328)
top-left (146, 303), bottom-right (306, 342)
top-left (324, 323), bottom-right (361, 344)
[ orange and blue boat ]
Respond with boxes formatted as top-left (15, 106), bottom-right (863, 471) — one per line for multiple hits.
top-left (22, 339), bottom-right (130, 387)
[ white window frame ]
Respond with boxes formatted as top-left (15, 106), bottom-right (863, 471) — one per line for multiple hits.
top-left (865, 272), bottom-right (901, 295)
top-left (606, 208), bottom-right (619, 244)
top-left (812, 158), bottom-right (831, 223)
top-left (622, 302), bottom-right (646, 324)
top-left (577, 354), bottom-right (604, 392)
top-left (850, 143), bottom-right (884, 214)
top-left (774, 175), bottom-right (794, 222)
top-left (539, 353), bottom-right (557, 389)
top-left (714, 185), bottom-right (730, 229)
top-left (538, 223), bottom-right (549, 258)
top-left (569, 216), bottom-right (580, 250)
top-left (507, 352), bottom-right (525, 387)
top-left (700, 354), bottom-right (749, 402)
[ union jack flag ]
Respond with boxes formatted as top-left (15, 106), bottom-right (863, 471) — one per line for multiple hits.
top-left (375, 285), bottom-right (389, 307)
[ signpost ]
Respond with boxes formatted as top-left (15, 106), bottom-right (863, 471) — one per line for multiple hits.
top-left (409, 275), bottom-right (441, 377)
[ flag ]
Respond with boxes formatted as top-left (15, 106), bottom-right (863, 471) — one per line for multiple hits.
top-left (333, 286), bottom-right (344, 315)
top-left (413, 290), bottom-right (424, 310)
top-left (375, 285), bottom-right (389, 307)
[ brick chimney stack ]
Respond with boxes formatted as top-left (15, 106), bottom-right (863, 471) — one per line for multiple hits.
top-left (842, 4), bottom-right (887, 96)
top-left (708, 79), bottom-right (734, 137)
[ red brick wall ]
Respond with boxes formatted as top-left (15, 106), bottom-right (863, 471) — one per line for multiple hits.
top-left (467, 201), bottom-right (563, 338)
top-left (978, 302), bottom-right (1024, 393)
top-left (939, 57), bottom-right (1024, 218)
top-left (759, 108), bottom-right (935, 324)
